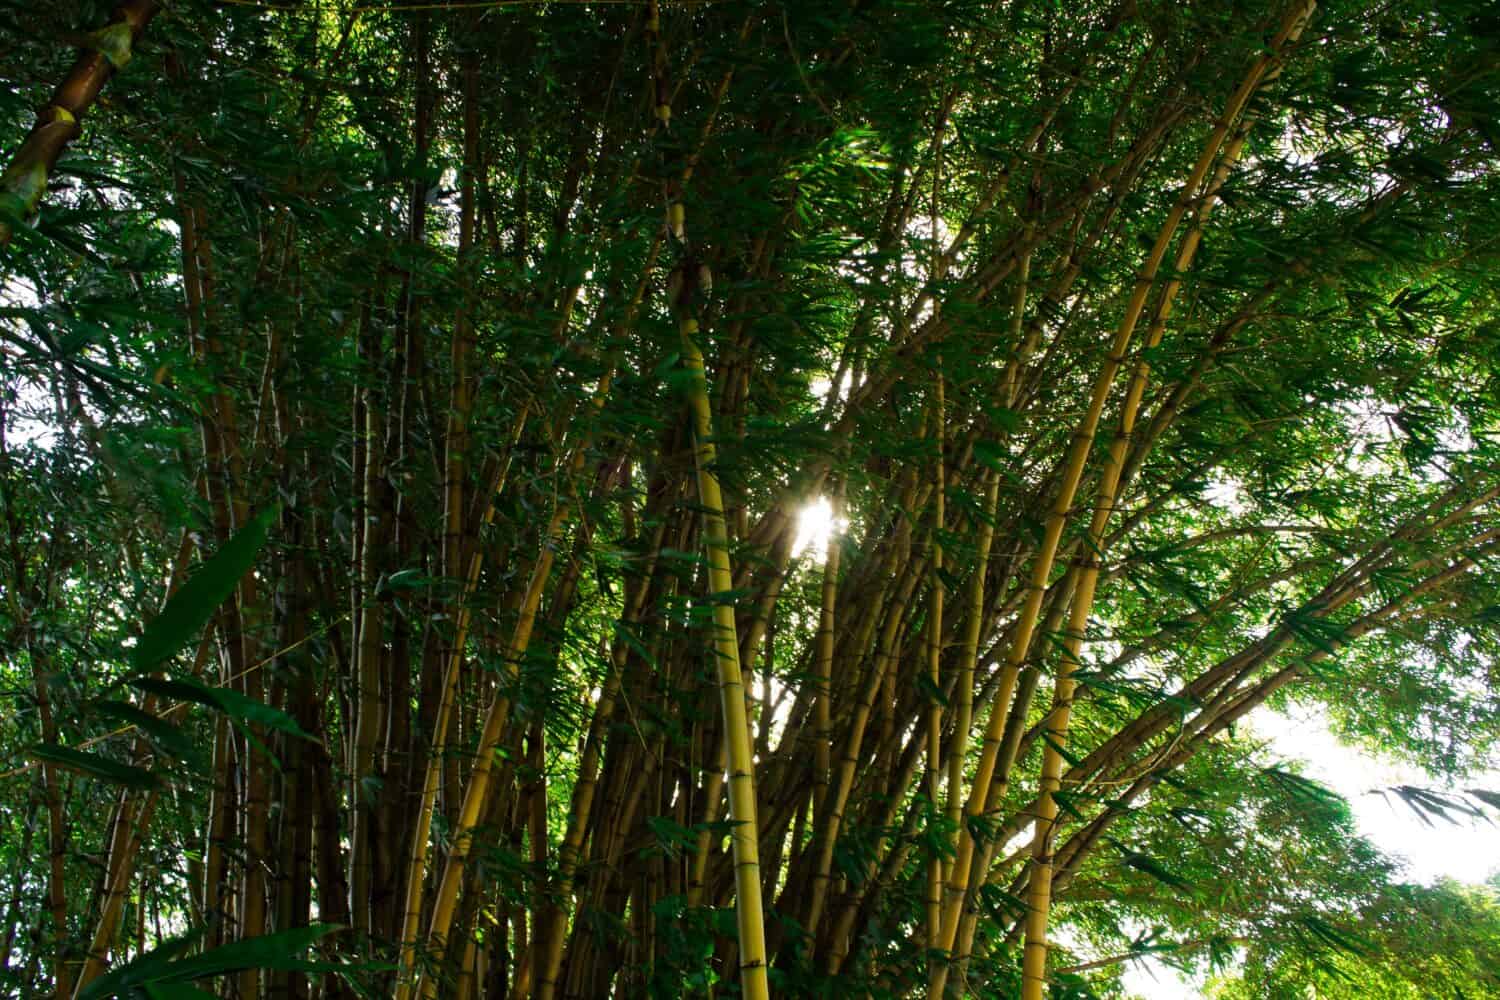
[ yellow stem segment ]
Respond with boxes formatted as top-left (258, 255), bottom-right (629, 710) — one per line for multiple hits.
top-left (1017, 9), bottom-right (1313, 995)
top-left (393, 406), bottom-right (528, 1000)
top-left (933, 3), bottom-right (1316, 983)
top-left (681, 319), bottom-right (771, 1000)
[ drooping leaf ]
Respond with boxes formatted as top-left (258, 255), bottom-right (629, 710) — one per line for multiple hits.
top-left (129, 507), bottom-right (275, 672)
top-left (128, 675), bottom-right (311, 741)
top-left (77, 924), bottom-right (344, 1000)
top-left (92, 700), bottom-right (196, 761)
top-left (29, 743), bottom-right (159, 790)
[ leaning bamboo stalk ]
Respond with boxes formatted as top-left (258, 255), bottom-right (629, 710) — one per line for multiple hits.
top-left (924, 368), bottom-right (946, 954)
top-left (1043, 542), bottom-right (1495, 910)
top-left (805, 531), bottom-right (926, 942)
top-left (72, 627), bottom-right (232, 993)
top-left (679, 324), bottom-right (770, 998)
top-left (825, 729), bottom-right (930, 975)
top-left (931, 3), bottom-right (1315, 977)
top-left (531, 535), bottom-right (662, 999)
top-left (413, 365), bottom-right (617, 994)
top-left (767, 507), bottom-right (898, 914)
top-left (392, 404), bottom-right (529, 998)
top-left (511, 222), bottom-right (668, 1000)
top-left (507, 205), bottom-right (672, 1000)
top-left (811, 485), bottom-right (843, 825)
top-left (987, 550), bottom-right (1473, 955)
top-left (945, 247), bottom-right (1028, 839)
top-left (1017, 47), bottom-right (1282, 993)
top-left (415, 498), bottom-right (567, 997)
top-left (973, 517), bottom-right (1465, 933)
top-left (949, 579), bottom-right (1074, 984)
top-left (1018, 292), bottom-right (1182, 989)
top-left (737, 85), bottom-right (1189, 575)
top-left (71, 791), bottom-right (160, 996)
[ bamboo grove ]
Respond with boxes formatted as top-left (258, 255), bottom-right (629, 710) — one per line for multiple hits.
top-left (2, 0), bottom-right (1499, 996)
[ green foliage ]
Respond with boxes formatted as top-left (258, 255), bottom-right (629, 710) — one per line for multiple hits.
top-left (76, 925), bottom-right (344, 999)
top-left (0, 0), bottom-right (1497, 996)
top-left (130, 508), bottom-right (274, 673)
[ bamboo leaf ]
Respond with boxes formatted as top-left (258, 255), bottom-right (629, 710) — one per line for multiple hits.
top-left (128, 675), bottom-right (311, 741)
top-left (28, 743), bottom-right (159, 790)
top-left (129, 507), bottom-right (275, 672)
top-left (1119, 850), bottom-right (1194, 893)
top-left (77, 924), bottom-right (344, 1000)
top-left (92, 700), bottom-right (197, 762)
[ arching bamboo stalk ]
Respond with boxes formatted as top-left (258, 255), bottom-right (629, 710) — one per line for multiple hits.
top-left (1016, 53), bottom-right (1292, 991)
top-left (393, 405), bottom-right (529, 999)
top-left (931, 4), bottom-right (1317, 984)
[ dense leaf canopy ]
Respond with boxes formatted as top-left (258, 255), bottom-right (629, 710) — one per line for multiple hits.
top-left (1, 0), bottom-right (1498, 997)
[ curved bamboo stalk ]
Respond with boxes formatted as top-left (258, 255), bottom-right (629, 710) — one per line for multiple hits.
top-left (0, 0), bottom-right (158, 246)
top-left (931, 5), bottom-right (1316, 986)
top-left (392, 405), bottom-right (529, 1000)
top-left (1017, 52), bottom-right (1292, 990)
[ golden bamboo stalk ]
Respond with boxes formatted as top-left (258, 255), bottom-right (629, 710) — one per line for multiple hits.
top-left (805, 528), bottom-right (925, 947)
top-left (416, 502), bottom-right (566, 997)
top-left (811, 485), bottom-right (843, 825)
top-left (944, 247), bottom-right (1028, 847)
top-left (931, 3), bottom-right (1317, 984)
top-left (1018, 67), bottom-right (1277, 998)
top-left (392, 405), bottom-right (529, 999)
top-left (680, 323), bottom-right (770, 999)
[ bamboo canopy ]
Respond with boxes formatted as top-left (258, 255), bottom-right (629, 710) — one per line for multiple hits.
top-left (1, 0), bottom-right (1499, 998)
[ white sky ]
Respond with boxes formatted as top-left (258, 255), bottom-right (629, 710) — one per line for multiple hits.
top-left (1119, 705), bottom-right (1500, 998)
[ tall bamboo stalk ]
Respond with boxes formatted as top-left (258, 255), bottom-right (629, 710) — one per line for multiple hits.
top-left (1016, 46), bottom-right (1294, 990)
top-left (924, 368), bottom-right (946, 956)
top-left (931, 3), bottom-right (1316, 981)
top-left (679, 322), bottom-right (771, 999)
